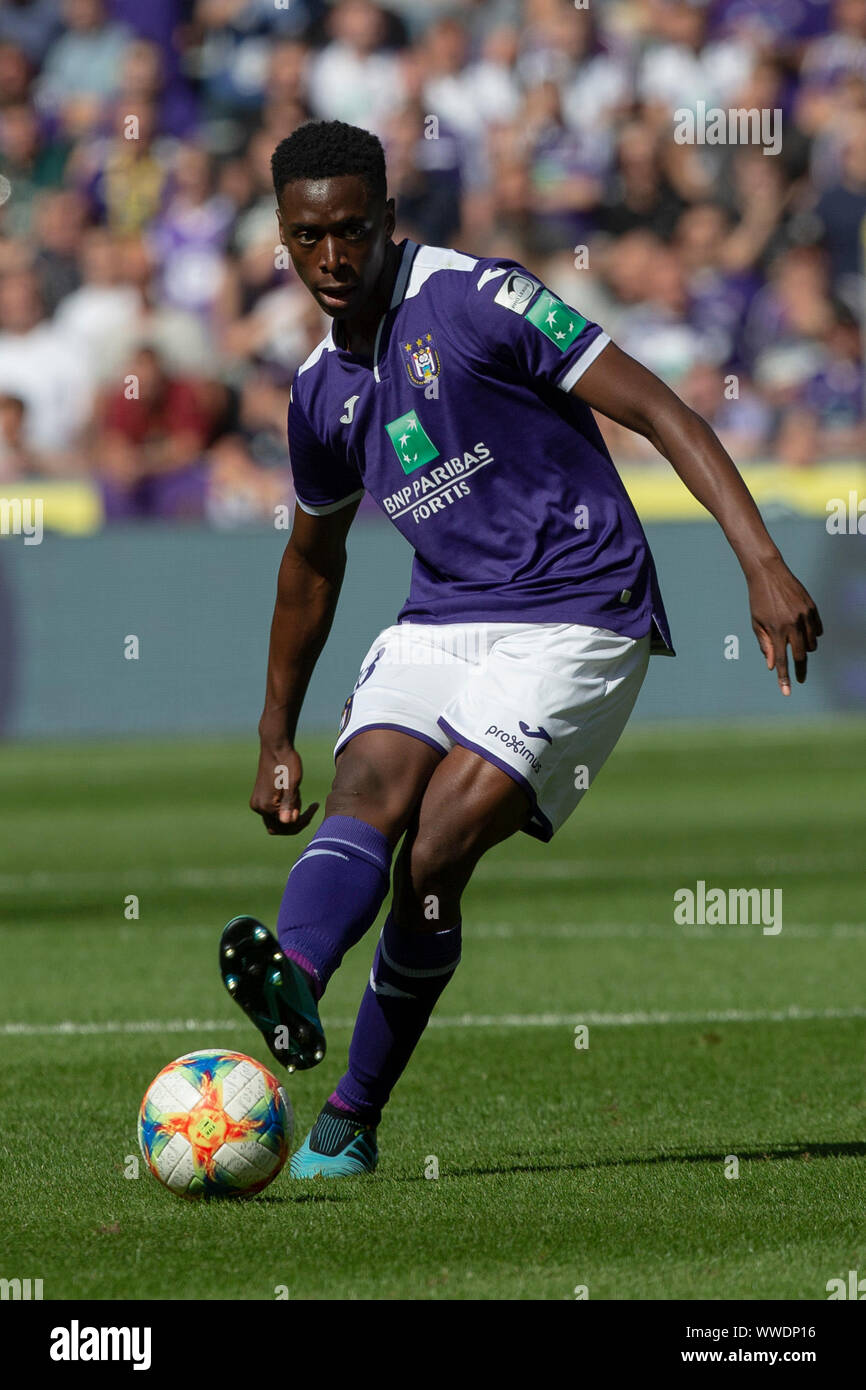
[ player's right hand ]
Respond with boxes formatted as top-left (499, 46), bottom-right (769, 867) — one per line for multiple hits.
top-left (250, 744), bottom-right (320, 835)
top-left (747, 557), bottom-right (823, 696)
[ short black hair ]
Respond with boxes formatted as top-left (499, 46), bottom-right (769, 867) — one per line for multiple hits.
top-left (271, 120), bottom-right (387, 205)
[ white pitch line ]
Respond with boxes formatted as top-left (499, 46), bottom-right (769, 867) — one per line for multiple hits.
top-left (0, 849), bottom-right (863, 895)
top-left (3, 1005), bottom-right (866, 1039)
top-left (68, 921), bottom-right (866, 945)
top-left (0, 866), bottom-right (279, 893)
top-left (470, 922), bottom-right (866, 940)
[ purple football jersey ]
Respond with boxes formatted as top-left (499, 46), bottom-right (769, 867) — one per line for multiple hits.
top-left (288, 238), bottom-right (673, 654)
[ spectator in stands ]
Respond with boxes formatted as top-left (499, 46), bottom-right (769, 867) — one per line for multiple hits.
top-left (798, 0), bottom-right (866, 141)
top-left (615, 240), bottom-right (714, 384)
top-left (381, 98), bottom-right (464, 246)
top-left (678, 358), bottom-right (774, 463)
top-left (71, 99), bottom-right (168, 235)
top-left (519, 79), bottom-right (608, 253)
top-left (0, 266), bottom-right (92, 469)
top-left (34, 0), bottom-right (131, 137)
top-left (307, 0), bottom-right (406, 134)
top-left (813, 109), bottom-right (866, 301)
top-left (0, 40), bottom-right (34, 112)
top-left (53, 225), bottom-right (140, 383)
top-left (205, 370), bottom-right (293, 526)
top-left (0, 2), bottom-right (63, 67)
top-left (638, 0), bottom-right (754, 116)
top-left (0, 393), bottom-right (37, 480)
top-left (113, 37), bottom-right (199, 140)
top-left (775, 300), bottom-right (866, 465)
top-left (0, 101), bottom-right (70, 238)
top-left (31, 186), bottom-right (87, 312)
top-left (261, 38), bottom-right (314, 140)
top-left (149, 143), bottom-right (235, 321)
top-left (223, 127), bottom-right (285, 259)
top-left (673, 201), bottom-right (761, 369)
top-left (112, 235), bottom-right (214, 376)
top-left (598, 117), bottom-right (687, 241)
top-left (94, 344), bottom-right (216, 519)
top-left (743, 245), bottom-right (836, 375)
top-left (719, 149), bottom-right (791, 278)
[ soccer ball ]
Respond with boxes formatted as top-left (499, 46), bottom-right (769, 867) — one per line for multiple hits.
top-left (138, 1049), bottom-right (292, 1199)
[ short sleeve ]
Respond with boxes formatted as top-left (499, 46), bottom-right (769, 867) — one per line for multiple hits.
top-left (460, 262), bottom-right (611, 394)
top-left (287, 380), bottom-right (364, 515)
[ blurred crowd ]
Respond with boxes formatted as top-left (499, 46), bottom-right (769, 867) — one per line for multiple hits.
top-left (0, 0), bottom-right (864, 522)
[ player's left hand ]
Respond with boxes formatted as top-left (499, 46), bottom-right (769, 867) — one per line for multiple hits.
top-left (747, 557), bottom-right (823, 695)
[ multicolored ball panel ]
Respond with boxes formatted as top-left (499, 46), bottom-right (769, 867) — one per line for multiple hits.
top-left (138, 1049), bottom-right (292, 1198)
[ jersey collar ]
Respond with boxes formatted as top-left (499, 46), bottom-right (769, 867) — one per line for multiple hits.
top-left (389, 237), bottom-right (420, 310)
top-left (327, 238), bottom-right (420, 379)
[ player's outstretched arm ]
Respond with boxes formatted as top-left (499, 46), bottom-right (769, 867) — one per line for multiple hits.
top-left (573, 342), bottom-right (823, 695)
top-left (252, 498), bottom-right (361, 833)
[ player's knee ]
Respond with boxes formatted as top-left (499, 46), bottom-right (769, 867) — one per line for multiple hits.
top-left (325, 751), bottom-right (409, 842)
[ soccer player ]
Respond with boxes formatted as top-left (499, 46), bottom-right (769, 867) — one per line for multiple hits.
top-left (220, 120), bottom-right (822, 1177)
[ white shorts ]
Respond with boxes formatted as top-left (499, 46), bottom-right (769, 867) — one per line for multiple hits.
top-left (333, 621), bottom-right (650, 842)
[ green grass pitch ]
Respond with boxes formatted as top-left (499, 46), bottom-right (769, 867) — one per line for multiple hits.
top-left (1, 718), bottom-right (864, 1301)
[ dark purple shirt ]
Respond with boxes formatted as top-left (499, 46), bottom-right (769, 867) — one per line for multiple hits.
top-left (287, 239), bottom-right (673, 654)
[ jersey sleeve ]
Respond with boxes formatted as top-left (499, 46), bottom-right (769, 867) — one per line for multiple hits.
top-left (287, 379), bottom-right (364, 516)
top-left (460, 262), bottom-right (611, 394)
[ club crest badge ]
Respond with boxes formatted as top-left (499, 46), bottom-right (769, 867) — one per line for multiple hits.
top-left (403, 332), bottom-right (441, 387)
top-left (338, 692), bottom-right (354, 734)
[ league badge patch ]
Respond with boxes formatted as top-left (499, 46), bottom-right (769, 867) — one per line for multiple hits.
top-left (493, 270), bottom-right (540, 315)
top-left (403, 332), bottom-right (441, 387)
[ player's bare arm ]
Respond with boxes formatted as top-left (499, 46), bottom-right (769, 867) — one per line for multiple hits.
top-left (251, 499), bottom-right (360, 834)
top-left (574, 343), bottom-right (824, 695)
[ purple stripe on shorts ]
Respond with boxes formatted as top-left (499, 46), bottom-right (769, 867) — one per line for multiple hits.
top-left (436, 716), bottom-right (554, 841)
top-left (334, 722), bottom-right (449, 764)
top-left (522, 817), bottom-right (553, 844)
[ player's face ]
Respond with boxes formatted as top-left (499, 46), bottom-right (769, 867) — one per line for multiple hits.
top-left (277, 174), bottom-right (395, 319)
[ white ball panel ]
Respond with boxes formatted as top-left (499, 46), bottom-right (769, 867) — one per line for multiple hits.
top-left (223, 1069), bottom-right (267, 1120)
top-left (213, 1140), bottom-right (280, 1180)
top-left (219, 1056), bottom-right (257, 1095)
top-left (153, 1132), bottom-right (192, 1185)
top-left (164, 1144), bottom-right (197, 1193)
top-left (148, 1071), bottom-right (201, 1113)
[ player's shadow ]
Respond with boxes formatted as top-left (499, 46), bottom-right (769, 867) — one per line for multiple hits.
top-left (243, 1140), bottom-right (866, 1200)
top-left (412, 1140), bottom-right (866, 1180)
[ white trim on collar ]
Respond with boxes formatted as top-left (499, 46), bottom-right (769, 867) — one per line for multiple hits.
top-left (389, 238), bottom-right (419, 309)
top-left (373, 239), bottom-right (419, 382)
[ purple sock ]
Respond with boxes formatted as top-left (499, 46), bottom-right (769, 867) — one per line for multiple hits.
top-left (276, 815), bottom-right (392, 997)
top-left (332, 910), bottom-right (462, 1124)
